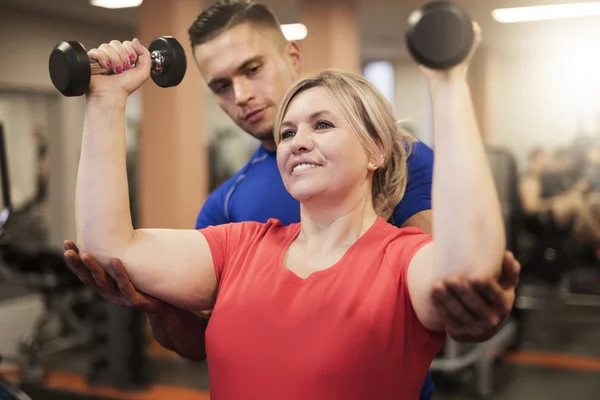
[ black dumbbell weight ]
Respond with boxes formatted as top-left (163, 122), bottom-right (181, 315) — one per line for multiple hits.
top-left (405, 0), bottom-right (474, 70)
top-left (48, 36), bottom-right (187, 97)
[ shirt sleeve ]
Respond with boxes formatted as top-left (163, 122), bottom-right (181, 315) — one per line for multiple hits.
top-left (198, 221), bottom-right (265, 284)
top-left (385, 228), bottom-right (445, 345)
top-left (392, 141), bottom-right (434, 226)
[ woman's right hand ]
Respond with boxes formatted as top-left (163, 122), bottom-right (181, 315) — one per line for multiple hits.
top-left (86, 38), bottom-right (151, 100)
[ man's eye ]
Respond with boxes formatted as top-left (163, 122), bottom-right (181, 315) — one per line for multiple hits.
top-left (247, 65), bottom-right (261, 76)
top-left (215, 83), bottom-right (230, 93)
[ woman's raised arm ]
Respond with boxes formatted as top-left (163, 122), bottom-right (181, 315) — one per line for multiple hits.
top-left (75, 39), bottom-right (217, 310)
top-left (407, 27), bottom-right (506, 332)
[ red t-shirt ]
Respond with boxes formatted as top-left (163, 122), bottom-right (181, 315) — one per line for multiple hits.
top-left (200, 216), bottom-right (446, 400)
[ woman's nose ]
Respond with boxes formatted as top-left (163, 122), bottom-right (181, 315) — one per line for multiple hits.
top-left (290, 128), bottom-right (314, 154)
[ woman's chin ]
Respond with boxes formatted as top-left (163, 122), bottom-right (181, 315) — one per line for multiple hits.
top-left (289, 186), bottom-right (321, 203)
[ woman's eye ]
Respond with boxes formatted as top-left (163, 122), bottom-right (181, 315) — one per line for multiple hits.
top-left (315, 121), bottom-right (332, 130)
top-left (280, 130), bottom-right (295, 140)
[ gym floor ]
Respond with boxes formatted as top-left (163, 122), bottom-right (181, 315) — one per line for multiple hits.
top-left (2, 290), bottom-right (600, 399)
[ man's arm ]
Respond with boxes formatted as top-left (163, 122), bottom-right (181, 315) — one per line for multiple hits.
top-left (401, 210), bottom-right (432, 233)
top-left (147, 305), bottom-right (211, 361)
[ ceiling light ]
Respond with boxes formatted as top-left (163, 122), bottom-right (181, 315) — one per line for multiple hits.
top-left (492, 2), bottom-right (600, 23)
top-left (281, 24), bottom-right (308, 41)
top-left (90, 0), bottom-right (143, 9)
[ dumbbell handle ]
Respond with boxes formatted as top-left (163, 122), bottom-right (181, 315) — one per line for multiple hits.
top-left (89, 50), bottom-right (165, 75)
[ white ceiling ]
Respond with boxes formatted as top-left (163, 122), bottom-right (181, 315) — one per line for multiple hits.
top-left (3, 0), bottom-right (600, 60)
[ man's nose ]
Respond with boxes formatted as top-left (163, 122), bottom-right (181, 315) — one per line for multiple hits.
top-left (234, 79), bottom-right (254, 106)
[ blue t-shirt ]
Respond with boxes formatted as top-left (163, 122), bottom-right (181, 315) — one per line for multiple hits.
top-left (196, 140), bottom-right (436, 400)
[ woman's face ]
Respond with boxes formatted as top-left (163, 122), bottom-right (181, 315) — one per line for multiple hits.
top-left (276, 87), bottom-right (377, 206)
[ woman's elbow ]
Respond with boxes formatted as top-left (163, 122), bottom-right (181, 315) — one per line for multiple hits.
top-left (444, 239), bottom-right (505, 279)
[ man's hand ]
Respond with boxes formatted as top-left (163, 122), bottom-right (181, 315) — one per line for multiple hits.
top-left (431, 251), bottom-right (520, 342)
top-left (64, 240), bottom-right (171, 314)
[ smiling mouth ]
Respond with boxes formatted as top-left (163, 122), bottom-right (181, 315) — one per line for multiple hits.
top-left (292, 163), bottom-right (322, 173)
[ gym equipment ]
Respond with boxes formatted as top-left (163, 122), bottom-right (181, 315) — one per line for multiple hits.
top-left (0, 371), bottom-right (31, 400)
top-left (405, 0), bottom-right (475, 70)
top-left (0, 122), bottom-right (93, 392)
top-left (48, 36), bottom-right (187, 97)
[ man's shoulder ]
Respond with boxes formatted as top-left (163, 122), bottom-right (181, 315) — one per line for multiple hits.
top-left (210, 146), bottom-right (272, 196)
top-left (389, 140), bottom-right (434, 227)
top-left (407, 140), bottom-right (434, 169)
top-left (196, 146), bottom-right (275, 228)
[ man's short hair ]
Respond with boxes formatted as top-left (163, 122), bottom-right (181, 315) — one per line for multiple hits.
top-left (188, 0), bottom-right (285, 48)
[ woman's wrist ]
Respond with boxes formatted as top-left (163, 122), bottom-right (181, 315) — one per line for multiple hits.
top-left (85, 92), bottom-right (128, 111)
top-left (426, 73), bottom-right (470, 94)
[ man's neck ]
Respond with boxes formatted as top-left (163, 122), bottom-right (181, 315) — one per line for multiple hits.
top-left (261, 138), bottom-right (277, 153)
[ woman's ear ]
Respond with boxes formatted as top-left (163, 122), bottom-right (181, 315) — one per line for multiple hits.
top-left (367, 159), bottom-right (378, 172)
top-left (367, 154), bottom-right (385, 172)
top-left (367, 142), bottom-right (385, 171)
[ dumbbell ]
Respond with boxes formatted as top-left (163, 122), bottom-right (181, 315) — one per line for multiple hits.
top-left (405, 0), bottom-right (475, 70)
top-left (48, 36), bottom-right (187, 97)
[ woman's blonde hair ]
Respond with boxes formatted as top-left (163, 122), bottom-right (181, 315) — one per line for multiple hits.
top-left (274, 69), bottom-right (415, 221)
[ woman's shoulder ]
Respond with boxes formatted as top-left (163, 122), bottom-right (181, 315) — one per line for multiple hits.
top-left (377, 217), bottom-right (430, 238)
top-left (376, 218), bottom-right (432, 256)
top-left (231, 218), bottom-right (300, 240)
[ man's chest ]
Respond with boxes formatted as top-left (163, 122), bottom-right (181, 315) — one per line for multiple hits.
top-left (227, 169), bottom-right (301, 225)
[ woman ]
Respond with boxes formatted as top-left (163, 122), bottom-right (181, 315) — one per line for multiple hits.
top-left (75, 32), bottom-right (504, 399)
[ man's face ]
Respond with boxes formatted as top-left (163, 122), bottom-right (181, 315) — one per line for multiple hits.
top-left (194, 23), bottom-right (302, 145)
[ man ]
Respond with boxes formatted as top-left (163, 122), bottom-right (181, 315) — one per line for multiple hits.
top-left (65, 1), bottom-right (520, 398)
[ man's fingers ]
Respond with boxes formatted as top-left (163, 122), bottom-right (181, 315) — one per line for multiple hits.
top-left (471, 278), bottom-right (508, 310)
top-left (64, 240), bottom-right (79, 254)
top-left (111, 259), bottom-right (143, 302)
top-left (110, 259), bottom-right (163, 312)
top-left (444, 278), bottom-right (499, 325)
top-left (81, 253), bottom-right (120, 297)
top-left (65, 250), bottom-right (99, 290)
top-left (431, 279), bottom-right (478, 326)
top-left (431, 288), bottom-right (463, 330)
top-left (499, 252), bottom-right (521, 288)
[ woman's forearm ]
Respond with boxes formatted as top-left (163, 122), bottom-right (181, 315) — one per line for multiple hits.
top-left (76, 96), bottom-right (134, 266)
top-left (430, 78), bottom-right (505, 279)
